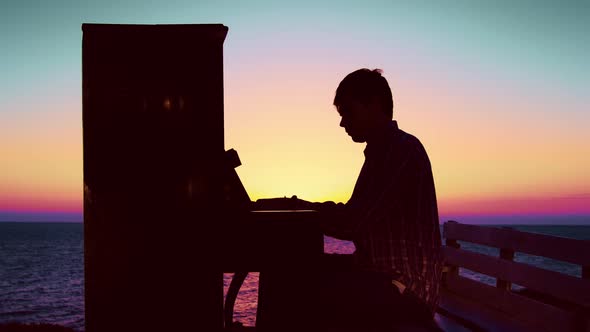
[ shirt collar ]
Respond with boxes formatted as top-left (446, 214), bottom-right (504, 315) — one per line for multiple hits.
top-left (364, 120), bottom-right (399, 157)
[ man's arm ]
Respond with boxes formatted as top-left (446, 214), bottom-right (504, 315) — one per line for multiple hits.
top-left (312, 201), bottom-right (358, 241)
top-left (252, 196), bottom-right (358, 241)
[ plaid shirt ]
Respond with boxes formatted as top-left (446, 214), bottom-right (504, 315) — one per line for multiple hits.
top-left (321, 120), bottom-right (443, 313)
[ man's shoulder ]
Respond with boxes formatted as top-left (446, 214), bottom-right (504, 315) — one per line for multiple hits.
top-left (394, 129), bottom-right (431, 166)
top-left (396, 128), bottom-right (425, 152)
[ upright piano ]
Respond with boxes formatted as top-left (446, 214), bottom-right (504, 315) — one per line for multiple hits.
top-left (82, 24), bottom-right (323, 332)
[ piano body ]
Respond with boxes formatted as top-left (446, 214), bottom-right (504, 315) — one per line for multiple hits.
top-left (82, 24), bottom-right (322, 331)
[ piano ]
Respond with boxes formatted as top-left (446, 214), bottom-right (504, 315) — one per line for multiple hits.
top-left (82, 24), bottom-right (323, 332)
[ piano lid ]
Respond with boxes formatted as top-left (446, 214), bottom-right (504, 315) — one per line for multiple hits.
top-left (82, 23), bottom-right (229, 43)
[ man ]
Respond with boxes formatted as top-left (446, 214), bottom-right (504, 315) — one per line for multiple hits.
top-left (313, 68), bottom-right (443, 331)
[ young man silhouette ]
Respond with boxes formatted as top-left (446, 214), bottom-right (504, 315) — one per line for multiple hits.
top-left (313, 68), bottom-right (443, 331)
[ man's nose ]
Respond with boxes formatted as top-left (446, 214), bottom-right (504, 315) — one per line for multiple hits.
top-left (339, 117), bottom-right (345, 128)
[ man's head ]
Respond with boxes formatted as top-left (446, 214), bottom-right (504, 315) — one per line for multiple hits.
top-left (333, 68), bottom-right (393, 143)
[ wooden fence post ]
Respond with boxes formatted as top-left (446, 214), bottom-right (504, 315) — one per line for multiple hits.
top-left (445, 238), bottom-right (460, 282)
top-left (496, 248), bottom-right (515, 290)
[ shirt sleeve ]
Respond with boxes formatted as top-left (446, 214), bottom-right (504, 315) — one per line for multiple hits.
top-left (356, 142), bottom-right (416, 231)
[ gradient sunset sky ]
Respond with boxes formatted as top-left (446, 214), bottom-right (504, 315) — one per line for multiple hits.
top-left (0, 1), bottom-right (588, 222)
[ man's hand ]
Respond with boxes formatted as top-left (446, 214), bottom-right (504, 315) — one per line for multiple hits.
top-left (251, 195), bottom-right (315, 211)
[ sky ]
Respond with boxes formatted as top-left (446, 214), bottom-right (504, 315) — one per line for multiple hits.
top-left (0, 0), bottom-right (588, 223)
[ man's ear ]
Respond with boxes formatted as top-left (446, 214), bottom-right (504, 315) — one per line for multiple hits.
top-left (367, 96), bottom-right (386, 119)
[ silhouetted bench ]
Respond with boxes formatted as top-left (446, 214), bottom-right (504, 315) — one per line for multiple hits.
top-left (437, 221), bottom-right (590, 332)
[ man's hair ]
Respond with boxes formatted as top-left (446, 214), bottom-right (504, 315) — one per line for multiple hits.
top-left (333, 68), bottom-right (394, 118)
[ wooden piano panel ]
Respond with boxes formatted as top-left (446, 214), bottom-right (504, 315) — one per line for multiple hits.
top-left (83, 24), bottom-right (228, 332)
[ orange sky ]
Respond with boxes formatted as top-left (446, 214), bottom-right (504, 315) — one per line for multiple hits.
top-left (1, 2), bottom-right (589, 221)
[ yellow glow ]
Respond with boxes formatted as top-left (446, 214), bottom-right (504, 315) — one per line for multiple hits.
top-left (224, 70), bottom-right (590, 212)
top-left (1, 65), bottom-right (588, 216)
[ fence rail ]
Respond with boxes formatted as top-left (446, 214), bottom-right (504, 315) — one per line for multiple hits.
top-left (441, 221), bottom-right (590, 332)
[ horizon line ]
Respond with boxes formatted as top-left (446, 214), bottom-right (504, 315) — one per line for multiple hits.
top-left (1, 214), bottom-right (589, 224)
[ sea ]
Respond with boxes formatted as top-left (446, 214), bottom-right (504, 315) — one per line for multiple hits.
top-left (1, 222), bottom-right (589, 331)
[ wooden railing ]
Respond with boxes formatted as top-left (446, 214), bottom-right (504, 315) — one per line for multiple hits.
top-left (440, 221), bottom-right (590, 332)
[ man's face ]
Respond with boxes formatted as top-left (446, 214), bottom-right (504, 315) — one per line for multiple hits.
top-left (337, 99), bottom-right (375, 143)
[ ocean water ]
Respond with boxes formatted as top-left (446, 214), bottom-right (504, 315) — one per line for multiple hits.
top-left (0, 223), bottom-right (84, 330)
top-left (1, 222), bottom-right (589, 330)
